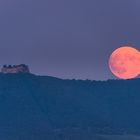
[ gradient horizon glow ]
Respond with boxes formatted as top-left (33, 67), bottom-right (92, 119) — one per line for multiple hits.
top-left (0, 0), bottom-right (140, 80)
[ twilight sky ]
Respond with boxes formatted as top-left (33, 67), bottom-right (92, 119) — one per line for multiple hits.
top-left (0, 0), bottom-right (140, 80)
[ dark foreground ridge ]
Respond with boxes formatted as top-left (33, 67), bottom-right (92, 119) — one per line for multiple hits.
top-left (0, 73), bottom-right (140, 140)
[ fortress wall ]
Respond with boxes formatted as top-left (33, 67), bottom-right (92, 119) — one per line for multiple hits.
top-left (1, 64), bottom-right (30, 74)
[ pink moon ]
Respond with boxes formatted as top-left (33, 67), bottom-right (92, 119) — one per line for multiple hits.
top-left (109, 46), bottom-right (140, 79)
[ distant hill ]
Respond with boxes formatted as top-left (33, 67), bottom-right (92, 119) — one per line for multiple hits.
top-left (0, 73), bottom-right (140, 139)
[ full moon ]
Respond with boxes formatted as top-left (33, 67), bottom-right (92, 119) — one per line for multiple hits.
top-left (109, 46), bottom-right (140, 79)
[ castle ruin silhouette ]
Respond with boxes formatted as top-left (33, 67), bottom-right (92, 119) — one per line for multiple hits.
top-left (1, 64), bottom-right (30, 74)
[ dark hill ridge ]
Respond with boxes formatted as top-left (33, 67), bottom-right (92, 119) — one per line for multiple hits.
top-left (0, 74), bottom-right (139, 139)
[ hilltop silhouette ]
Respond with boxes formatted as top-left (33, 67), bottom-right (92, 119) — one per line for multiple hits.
top-left (0, 73), bottom-right (139, 139)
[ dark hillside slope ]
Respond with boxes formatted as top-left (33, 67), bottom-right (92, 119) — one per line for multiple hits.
top-left (0, 74), bottom-right (139, 139)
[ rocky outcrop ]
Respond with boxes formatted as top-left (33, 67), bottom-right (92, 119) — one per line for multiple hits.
top-left (1, 64), bottom-right (30, 74)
